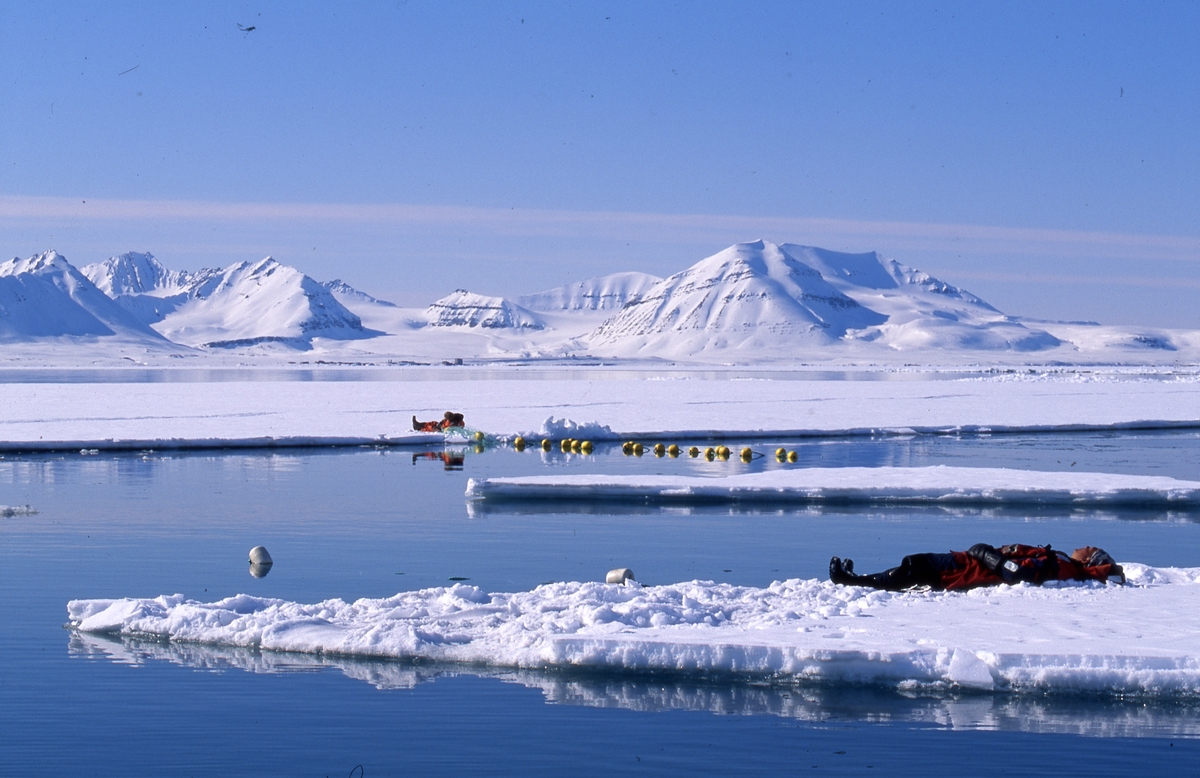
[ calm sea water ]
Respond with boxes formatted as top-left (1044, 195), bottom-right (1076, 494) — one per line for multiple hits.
top-left (3, 430), bottom-right (1200, 776)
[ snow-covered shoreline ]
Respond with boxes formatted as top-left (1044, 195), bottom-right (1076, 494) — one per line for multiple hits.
top-left (67, 562), bottom-right (1200, 697)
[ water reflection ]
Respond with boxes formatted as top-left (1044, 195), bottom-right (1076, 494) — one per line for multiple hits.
top-left (0, 367), bottom-right (1006, 384)
top-left (69, 632), bottom-right (1200, 739)
top-left (0, 449), bottom-right (321, 493)
top-left (466, 499), bottom-right (1200, 523)
top-left (412, 449), bottom-right (466, 471)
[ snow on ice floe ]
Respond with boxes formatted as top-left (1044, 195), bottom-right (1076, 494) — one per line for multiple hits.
top-left (1, 504), bottom-right (37, 517)
top-left (465, 466), bottom-right (1200, 507)
top-left (3, 375), bottom-right (1199, 453)
top-left (538, 416), bottom-right (615, 440)
top-left (67, 563), bottom-right (1200, 696)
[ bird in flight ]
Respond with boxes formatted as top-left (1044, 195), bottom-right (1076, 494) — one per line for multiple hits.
top-left (238, 23), bottom-right (256, 32)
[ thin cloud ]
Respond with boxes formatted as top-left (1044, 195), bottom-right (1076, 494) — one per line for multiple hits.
top-left (2, 194), bottom-right (1198, 264)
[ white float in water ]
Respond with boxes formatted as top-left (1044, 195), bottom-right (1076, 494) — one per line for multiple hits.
top-left (249, 546), bottom-right (273, 565)
top-left (606, 567), bottom-right (635, 584)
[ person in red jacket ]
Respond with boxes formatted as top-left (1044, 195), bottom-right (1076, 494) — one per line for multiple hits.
top-left (829, 544), bottom-right (1124, 591)
top-left (412, 411), bottom-right (466, 432)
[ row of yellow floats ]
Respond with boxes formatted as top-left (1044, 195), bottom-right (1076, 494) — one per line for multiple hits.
top-left (512, 436), bottom-right (594, 454)
top-left (510, 436), bottom-right (801, 464)
top-left (620, 441), bottom-right (802, 464)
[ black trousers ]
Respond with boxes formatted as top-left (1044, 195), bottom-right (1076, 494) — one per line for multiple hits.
top-left (863, 552), bottom-right (959, 591)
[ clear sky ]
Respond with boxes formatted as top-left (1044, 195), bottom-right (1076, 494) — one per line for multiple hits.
top-left (2, 1), bottom-right (1198, 326)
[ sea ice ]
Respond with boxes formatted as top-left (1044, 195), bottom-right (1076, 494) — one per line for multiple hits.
top-left (538, 416), bottom-right (615, 440)
top-left (3, 372), bottom-right (1200, 452)
top-left (466, 466), bottom-right (1200, 507)
top-left (67, 562), bottom-right (1200, 696)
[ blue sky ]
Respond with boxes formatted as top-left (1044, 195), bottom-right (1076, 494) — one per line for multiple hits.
top-left (2, 1), bottom-right (1198, 326)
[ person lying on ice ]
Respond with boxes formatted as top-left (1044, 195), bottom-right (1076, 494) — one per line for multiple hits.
top-left (829, 544), bottom-right (1124, 591)
top-left (412, 411), bottom-right (465, 433)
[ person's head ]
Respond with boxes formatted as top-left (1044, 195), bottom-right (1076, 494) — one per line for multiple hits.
top-left (1071, 546), bottom-right (1116, 567)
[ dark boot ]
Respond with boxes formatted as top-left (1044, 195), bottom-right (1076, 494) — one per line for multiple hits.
top-left (829, 557), bottom-right (860, 585)
top-left (830, 556), bottom-right (911, 590)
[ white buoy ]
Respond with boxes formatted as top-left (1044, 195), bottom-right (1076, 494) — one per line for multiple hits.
top-left (248, 563), bottom-right (273, 579)
top-left (606, 567), bottom-right (635, 584)
top-left (249, 546), bottom-right (273, 565)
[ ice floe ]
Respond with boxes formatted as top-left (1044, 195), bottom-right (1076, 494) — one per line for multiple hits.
top-left (67, 562), bottom-right (1200, 696)
top-left (466, 466), bottom-right (1200, 507)
top-left (5, 372), bottom-right (1200, 452)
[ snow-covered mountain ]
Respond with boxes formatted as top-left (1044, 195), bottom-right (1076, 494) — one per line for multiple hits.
top-left (83, 251), bottom-right (190, 297)
top-left (587, 240), bottom-right (888, 356)
top-left (322, 279), bottom-right (397, 308)
top-left (426, 290), bottom-right (545, 330)
top-left (586, 241), bottom-right (1059, 357)
top-left (782, 244), bottom-right (1060, 351)
top-left (516, 272), bottom-right (662, 312)
top-left (0, 251), bottom-right (167, 343)
top-left (83, 253), bottom-right (370, 349)
top-left (4, 240), bottom-right (1192, 364)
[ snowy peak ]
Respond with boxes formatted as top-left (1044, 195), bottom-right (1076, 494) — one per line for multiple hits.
top-left (516, 271), bottom-right (662, 312)
top-left (81, 252), bottom-right (189, 297)
top-left (0, 250), bottom-right (168, 342)
top-left (781, 246), bottom-right (900, 290)
top-left (588, 240), bottom-right (885, 354)
top-left (81, 254), bottom-right (369, 349)
top-left (785, 244), bottom-right (994, 309)
top-left (0, 248), bottom-right (75, 278)
top-left (426, 290), bottom-right (545, 330)
top-left (322, 279), bottom-right (397, 308)
top-left (783, 244), bottom-right (995, 309)
top-left (583, 240), bottom-right (1063, 357)
top-left (148, 257), bottom-right (368, 348)
top-left (776, 244), bottom-right (1053, 351)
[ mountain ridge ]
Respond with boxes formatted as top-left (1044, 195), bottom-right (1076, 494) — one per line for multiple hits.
top-left (83, 253), bottom-right (370, 348)
top-left (1, 242), bottom-right (1186, 362)
top-left (0, 250), bottom-right (169, 344)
